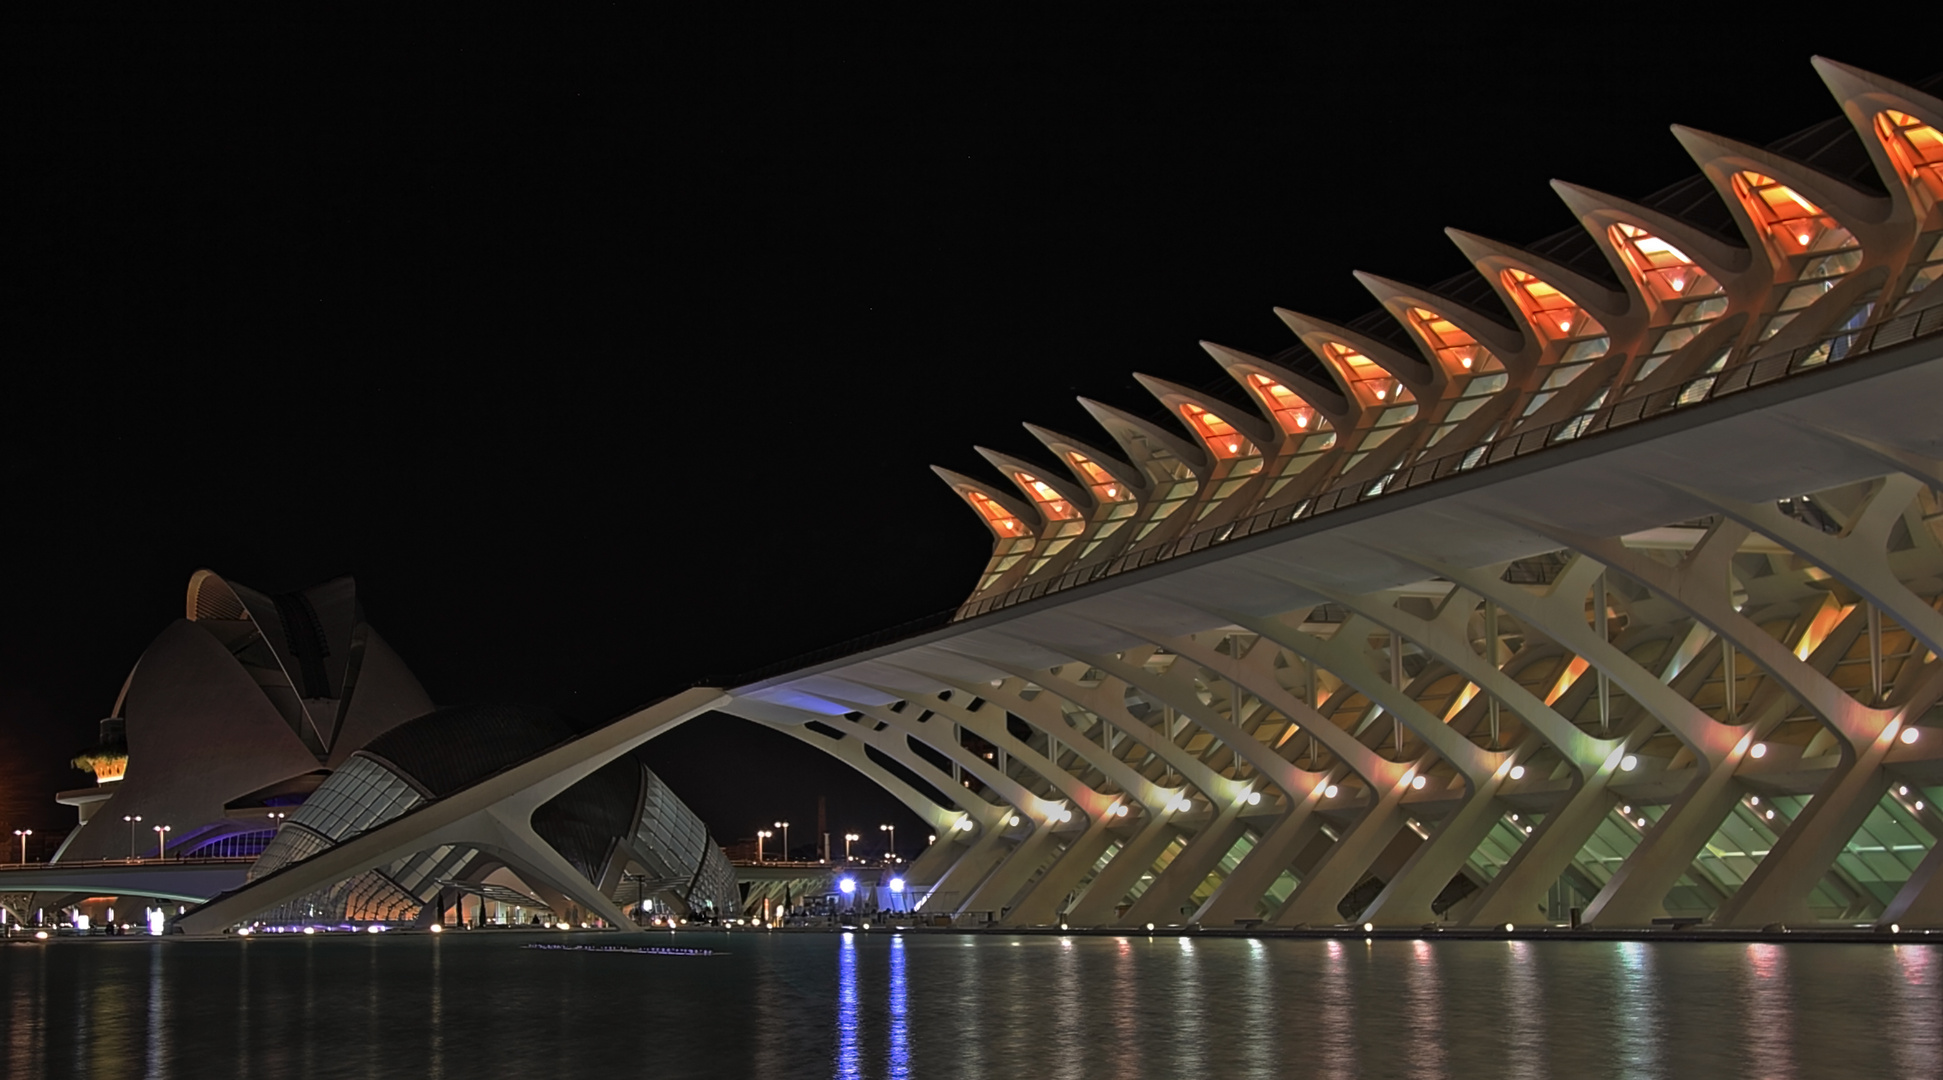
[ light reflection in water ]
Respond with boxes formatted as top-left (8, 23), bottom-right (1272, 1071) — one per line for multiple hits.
top-left (1405, 938), bottom-right (1448, 1079)
top-left (1049, 937), bottom-right (1080, 1080)
top-left (1892, 945), bottom-right (1941, 1076)
top-left (1612, 940), bottom-right (1661, 1079)
top-left (145, 942), bottom-right (167, 1080)
top-left (1316, 937), bottom-right (1354, 1080)
top-left (1502, 941), bottom-right (1545, 1080)
top-left (428, 932), bottom-right (443, 1080)
top-left (1742, 943), bottom-right (1794, 1080)
top-left (836, 931), bottom-right (861, 1080)
top-left (889, 935), bottom-right (910, 1080)
top-left (1172, 936), bottom-right (1205, 1075)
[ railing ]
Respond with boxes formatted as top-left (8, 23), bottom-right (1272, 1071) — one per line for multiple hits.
top-left (0, 856), bottom-right (257, 870)
top-left (725, 302), bottom-right (1943, 689)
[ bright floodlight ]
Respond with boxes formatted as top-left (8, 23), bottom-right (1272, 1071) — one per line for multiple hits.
top-left (302, 926), bottom-right (316, 935)
top-left (1245, 791), bottom-right (1262, 805)
top-left (1901, 727), bottom-right (1920, 745)
top-left (1411, 775), bottom-right (1427, 790)
top-left (1363, 922), bottom-right (1374, 932)
top-left (1323, 784), bottom-right (1339, 799)
top-left (1145, 923), bottom-right (1155, 932)
top-left (889, 877), bottom-right (905, 893)
top-left (839, 877), bottom-right (857, 895)
top-left (1509, 765), bottom-right (1526, 780)
top-left (1620, 754), bottom-right (1639, 771)
top-left (1504, 923), bottom-right (1515, 932)
top-left (1007, 815), bottom-right (1021, 827)
top-left (1750, 742), bottom-right (1768, 759)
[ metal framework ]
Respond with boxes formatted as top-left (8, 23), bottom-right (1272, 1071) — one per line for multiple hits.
top-left (726, 60), bottom-right (1943, 930)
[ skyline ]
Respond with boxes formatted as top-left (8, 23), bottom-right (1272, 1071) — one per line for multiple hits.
top-left (7, 12), bottom-right (1942, 851)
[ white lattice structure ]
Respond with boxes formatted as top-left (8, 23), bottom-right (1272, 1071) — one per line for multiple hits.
top-left (725, 60), bottom-right (1943, 930)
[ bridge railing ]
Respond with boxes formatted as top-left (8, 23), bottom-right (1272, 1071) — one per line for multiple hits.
top-left (0, 856), bottom-right (257, 871)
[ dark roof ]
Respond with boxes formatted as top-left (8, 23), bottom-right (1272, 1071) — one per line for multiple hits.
top-left (532, 757), bottom-right (641, 883)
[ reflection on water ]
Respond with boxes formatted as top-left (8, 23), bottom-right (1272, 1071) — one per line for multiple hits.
top-left (0, 933), bottom-right (1938, 1079)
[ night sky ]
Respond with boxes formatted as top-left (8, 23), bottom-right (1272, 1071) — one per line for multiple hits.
top-left (5, 13), bottom-right (1937, 858)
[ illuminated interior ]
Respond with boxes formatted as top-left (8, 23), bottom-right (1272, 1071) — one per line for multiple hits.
top-left (1322, 342), bottom-right (1413, 408)
top-left (1874, 110), bottom-right (1943, 219)
top-left (1243, 372), bottom-right (1339, 498)
top-left (1011, 472), bottom-right (1079, 521)
top-left (1500, 269), bottom-right (1610, 419)
top-left (1900, 236), bottom-right (1943, 308)
top-left (1069, 452), bottom-right (1141, 560)
top-left (1609, 223), bottom-right (1723, 305)
top-left (1732, 171), bottom-right (1860, 267)
top-left (1610, 224), bottom-right (1730, 384)
top-left (964, 490), bottom-right (1030, 538)
top-left (1405, 307), bottom-right (1509, 449)
top-left (1245, 373), bottom-right (1325, 435)
top-left (1178, 404), bottom-right (1258, 461)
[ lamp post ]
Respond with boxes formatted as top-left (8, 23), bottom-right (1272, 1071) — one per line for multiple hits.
top-left (879, 823), bottom-right (896, 862)
top-left (843, 832), bottom-right (859, 861)
top-left (152, 825), bottom-right (171, 860)
top-left (773, 821), bottom-right (790, 862)
top-left (124, 815), bottom-right (142, 860)
top-left (267, 811), bottom-right (288, 831)
top-left (12, 830), bottom-right (31, 864)
top-left (756, 829), bottom-right (771, 862)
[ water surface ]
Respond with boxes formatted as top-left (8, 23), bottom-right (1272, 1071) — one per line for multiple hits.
top-left (2, 931), bottom-right (1937, 1079)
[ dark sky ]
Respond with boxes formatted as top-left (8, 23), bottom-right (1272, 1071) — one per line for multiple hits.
top-left (4, 12), bottom-right (1937, 856)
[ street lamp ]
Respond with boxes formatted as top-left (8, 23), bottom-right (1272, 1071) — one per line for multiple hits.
top-left (267, 811), bottom-right (288, 830)
top-left (152, 825), bottom-right (171, 860)
top-left (756, 829), bottom-right (772, 862)
top-left (124, 815), bottom-right (142, 860)
top-left (12, 830), bottom-right (31, 864)
top-left (879, 823), bottom-right (896, 861)
top-left (773, 821), bottom-right (790, 862)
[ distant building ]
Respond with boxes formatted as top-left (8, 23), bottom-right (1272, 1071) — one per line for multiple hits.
top-left (44, 571), bottom-right (732, 930)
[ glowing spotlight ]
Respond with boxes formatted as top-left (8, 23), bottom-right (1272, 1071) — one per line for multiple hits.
top-left (1145, 923), bottom-right (1156, 932)
top-left (1750, 742), bottom-right (1767, 759)
top-left (889, 877), bottom-right (905, 894)
top-left (1363, 922), bottom-right (1374, 932)
top-left (1323, 784), bottom-right (1339, 799)
top-left (302, 926), bottom-right (317, 936)
top-left (1504, 923), bottom-right (1515, 932)
top-left (1411, 775), bottom-right (1427, 791)
top-left (1901, 728), bottom-right (1920, 745)
top-left (1620, 754), bottom-right (1639, 772)
top-left (839, 877), bottom-right (857, 895)
top-left (1509, 765), bottom-right (1526, 780)
top-left (428, 924), bottom-right (444, 934)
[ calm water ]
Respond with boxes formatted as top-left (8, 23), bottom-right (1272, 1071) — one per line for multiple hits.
top-left (2, 931), bottom-right (1938, 1079)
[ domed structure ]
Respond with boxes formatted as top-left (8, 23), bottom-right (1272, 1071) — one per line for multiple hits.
top-left (54, 570), bottom-right (433, 863)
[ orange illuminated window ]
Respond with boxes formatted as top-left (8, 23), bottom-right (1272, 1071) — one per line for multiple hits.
top-left (1178, 404), bottom-right (1256, 460)
top-left (1066, 454), bottom-right (1133, 502)
top-left (1010, 472), bottom-right (1079, 520)
top-left (1246, 373), bottom-right (1329, 436)
top-left (965, 491), bottom-right (1030, 537)
top-left (1876, 110), bottom-right (1943, 216)
top-left (1321, 342), bottom-right (1413, 408)
top-left (1731, 171), bottom-right (1857, 259)
top-left (1404, 307), bottom-right (1505, 376)
top-left (1500, 269), bottom-right (1608, 344)
top-left (1608, 223), bottom-right (1722, 304)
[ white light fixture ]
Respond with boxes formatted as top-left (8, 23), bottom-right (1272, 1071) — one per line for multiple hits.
top-left (1145, 923), bottom-right (1155, 932)
top-left (1636, 817), bottom-right (1647, 827)
top-left (1245, 791), bottom-right (1262, 806)
top-left (1765, 809), bottom-right (1775, 820)
top-left (1007, 815), bottom-right (1021, 827)
top-left (889, 878), bottom-right (905, 894)
top-left (428, 924), bottom-right (444, 934)
top-left (1363, 922), bottom-right (1374, 932)
top-left (1620, 754), bottom-right (1639, 772)
top-left (1411, 775), bottom-right (1427, 791)
top-left (1622, 805), bottom-right (1632, 815)
top-left (1504, 923), bottom-right (1515, 932)
top-left (1750, 796), bottom-right (1760, 806)
top-left (1750, 742), bottom-right (1768, 759)
top-left (302, 926), bottom-right (316, 936)
top-left (1323, 784), bottom-right (1339, 799)
top-left (1901, 728), bottom-right (1920, 745)
top-left (1509, 765), bottom-right (1526, 780)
